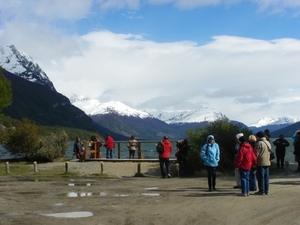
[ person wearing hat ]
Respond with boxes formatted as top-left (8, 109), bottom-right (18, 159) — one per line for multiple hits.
top-left (235, 136), bottom-right (257, 196)
top-left (264, 129), bottom-right (271, 142)
top-left (200, 135), bottom-right (220, 191)
top-left (255, 131), bottom-right (272, 195)
top-left (159, 136), bottom-right (173, 178)
top-left (273, 134), bottom-right (290, 168)
top-left (233, 133), bottom-right (244, 189)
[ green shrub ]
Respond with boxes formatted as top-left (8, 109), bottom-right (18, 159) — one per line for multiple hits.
top-left (186, 117), bottom-right (252, 173)
top-left (4, 119), bottom-right (40, 158)
top-left (3, 119), bottom-right (69, 162)
top-left (36, 130), bottom-right (69, 162)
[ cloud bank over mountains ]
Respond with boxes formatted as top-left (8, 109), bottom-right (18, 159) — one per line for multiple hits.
top-left (0, 0), bottom-right (299, 125)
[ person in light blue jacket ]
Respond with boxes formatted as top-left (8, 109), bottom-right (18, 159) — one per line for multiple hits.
top-left (200, 135), bottom-right (220, 191)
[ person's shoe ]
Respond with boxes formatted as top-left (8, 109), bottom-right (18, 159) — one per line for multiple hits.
top-left (265, 192), bottom-right (269, 195)
top-left (233, 185), bottom-right (241, 189)
top-left (167, 174), bottom-right (171, 178)
top-left (213, 187), bottom-right (216, 191)
top-left (255, 191), bottom-right (265, 196)
top-left (237, 193), bottom-right (247, 197)
top-left (247, 193), bottom-right (250, 196)
top-left (209, 188), bottom-right (212, 192)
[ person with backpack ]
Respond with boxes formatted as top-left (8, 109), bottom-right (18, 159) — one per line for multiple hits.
top-left (200, 135), bottom-right (220, 191)
top-left (158, 136), bottom-right (172, 178)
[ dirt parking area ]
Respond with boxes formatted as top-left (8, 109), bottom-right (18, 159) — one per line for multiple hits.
top-left (1, 165), bottom-right (300, 225)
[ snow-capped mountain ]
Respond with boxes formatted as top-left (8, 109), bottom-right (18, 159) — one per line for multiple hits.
top-left (70, 95), bottom-right (151, 119)
top-left (2, 45), bottom-right (299, 130)
top-left (151, 108), bottom-right (225, 124)
top-left (70, 95), bottom-right (224, 123)
top-left (0, 45), bottom-right (55, 91)
top-left (249, 117), bottom-right (300, 128)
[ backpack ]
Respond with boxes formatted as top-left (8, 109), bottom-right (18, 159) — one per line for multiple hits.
top-left (156, 142), bottom-right (164, 154)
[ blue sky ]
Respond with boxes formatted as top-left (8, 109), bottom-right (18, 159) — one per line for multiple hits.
top-left (0, 0), bottom-right (300, 125)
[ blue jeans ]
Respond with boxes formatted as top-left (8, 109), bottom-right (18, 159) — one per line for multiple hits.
top-left (106, 148), bottom-right (114, 159)
top-left (257, 166), bottom-right (269, 194)
top-left (239, 169), bottom-right (250, 194)
top-left (249, 169), bottom-right (257, 191)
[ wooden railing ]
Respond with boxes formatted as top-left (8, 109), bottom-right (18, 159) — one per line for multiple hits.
top-left (79, 141), bottom-right (178, 161)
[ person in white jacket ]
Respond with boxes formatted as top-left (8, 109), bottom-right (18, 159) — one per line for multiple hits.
top-left (233, 133), bottom-right (243, 189)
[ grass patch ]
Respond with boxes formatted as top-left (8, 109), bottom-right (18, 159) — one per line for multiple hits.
top-left (0, 160), bottom-right (117, 180)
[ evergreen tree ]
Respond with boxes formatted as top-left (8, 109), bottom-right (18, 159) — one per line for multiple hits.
top-left (0, 67), bottom-right (12, 111)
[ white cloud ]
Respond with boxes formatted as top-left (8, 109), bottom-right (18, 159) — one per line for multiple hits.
top-left (96, 0), bottom-right (140, 10)
top-left (1, 0), bottom-right (300, 125)
top-left (0, 0), bottom-right (93, 21)
top-left (11, 29), bottom-right (294, 125)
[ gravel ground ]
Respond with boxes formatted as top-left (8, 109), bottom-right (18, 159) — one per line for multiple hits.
top-left (36, 160), bottom-right (177, 178)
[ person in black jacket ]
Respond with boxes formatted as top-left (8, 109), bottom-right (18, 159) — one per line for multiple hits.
top-left (73, 137), bottom-right (84, 159)
top-left (273, 134), bottom-right (290, 168)
top-left (175, 139), bottom-right (190, 176)
top-left (293, 131), bottom-right (300, 172)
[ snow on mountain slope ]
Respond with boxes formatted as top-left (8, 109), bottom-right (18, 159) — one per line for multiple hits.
top-left (0, 45), bottom-right (56, 91)
top-left (151, 108), bottom-right (225, 124)
top-left (249, 116), bottom-right (300, 128)
top-left (70, 95), bottom-right (151, 119)
top-left (70, 95), bottom-right (224, 123)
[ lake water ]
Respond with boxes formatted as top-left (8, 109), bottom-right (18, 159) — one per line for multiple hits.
top-left (0, 138), bottom-right (297, 162)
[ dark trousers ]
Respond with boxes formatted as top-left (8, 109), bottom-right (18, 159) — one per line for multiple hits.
top-left (206, 166), bottom-right (216, 190)
top-left (276, 151), bottom-right (285, 168)
top-left (129, 150), bottom-right (135, 159)
top-left (159, 158), bottom-right (170, 177)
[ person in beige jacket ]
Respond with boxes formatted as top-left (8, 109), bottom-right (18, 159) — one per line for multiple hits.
top-left (127, 135), bottom-right (138, 159)
top-left (254, 131), bottom-right (272, 196)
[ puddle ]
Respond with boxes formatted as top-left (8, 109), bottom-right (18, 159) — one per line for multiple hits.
top-left (53, 203), bottom-right (64, 206)
top-left (113, 194), bottom-right (130, 197)
top-left (145, 187), bottom-right (158, 190)
top-left (64, 191), bottom-right (108, 197)
top-left (141, 193), bottom-right (160, 196)
top-left (68, 182), bottom-right (92, 187)
top-left (41, 211), bottom-right (93, 218)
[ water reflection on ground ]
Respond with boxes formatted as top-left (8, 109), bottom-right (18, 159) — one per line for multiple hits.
top-left (41, 211), bottom-right (93, 218)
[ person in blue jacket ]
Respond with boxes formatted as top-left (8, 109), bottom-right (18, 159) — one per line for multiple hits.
top-left (200, 135), bottom-right (220, 191)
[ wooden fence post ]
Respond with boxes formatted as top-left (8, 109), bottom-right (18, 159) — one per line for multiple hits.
top-left (33, 161), bottom-right (38, 173)
top-left (100, 162), bottom-right (104, 174)
top-left (65, 161), bottom-right (69, 173)
top-left (5, 161), bottom-right (9, 174)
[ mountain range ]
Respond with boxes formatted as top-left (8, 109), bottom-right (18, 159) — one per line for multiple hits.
top-left (1, 44), bottom-right (299, 139)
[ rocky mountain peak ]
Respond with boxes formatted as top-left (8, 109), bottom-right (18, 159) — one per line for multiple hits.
top-left (0, 45), bottom-right (56, 91)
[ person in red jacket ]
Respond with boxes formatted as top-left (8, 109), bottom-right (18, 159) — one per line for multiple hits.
top-left (235, 136), bottom-right (257, 197)
top-left (104, 134), bottom-right (115, 159)
top-left (159, 136), bottom-right (173, 178)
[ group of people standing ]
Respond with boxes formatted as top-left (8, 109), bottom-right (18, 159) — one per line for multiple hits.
top-left (200, 129), bottom-right (295, 197)
top-left (73, 133), bottom-right (115, 159)
top-left (73, 130), bottom-right (300, 194)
